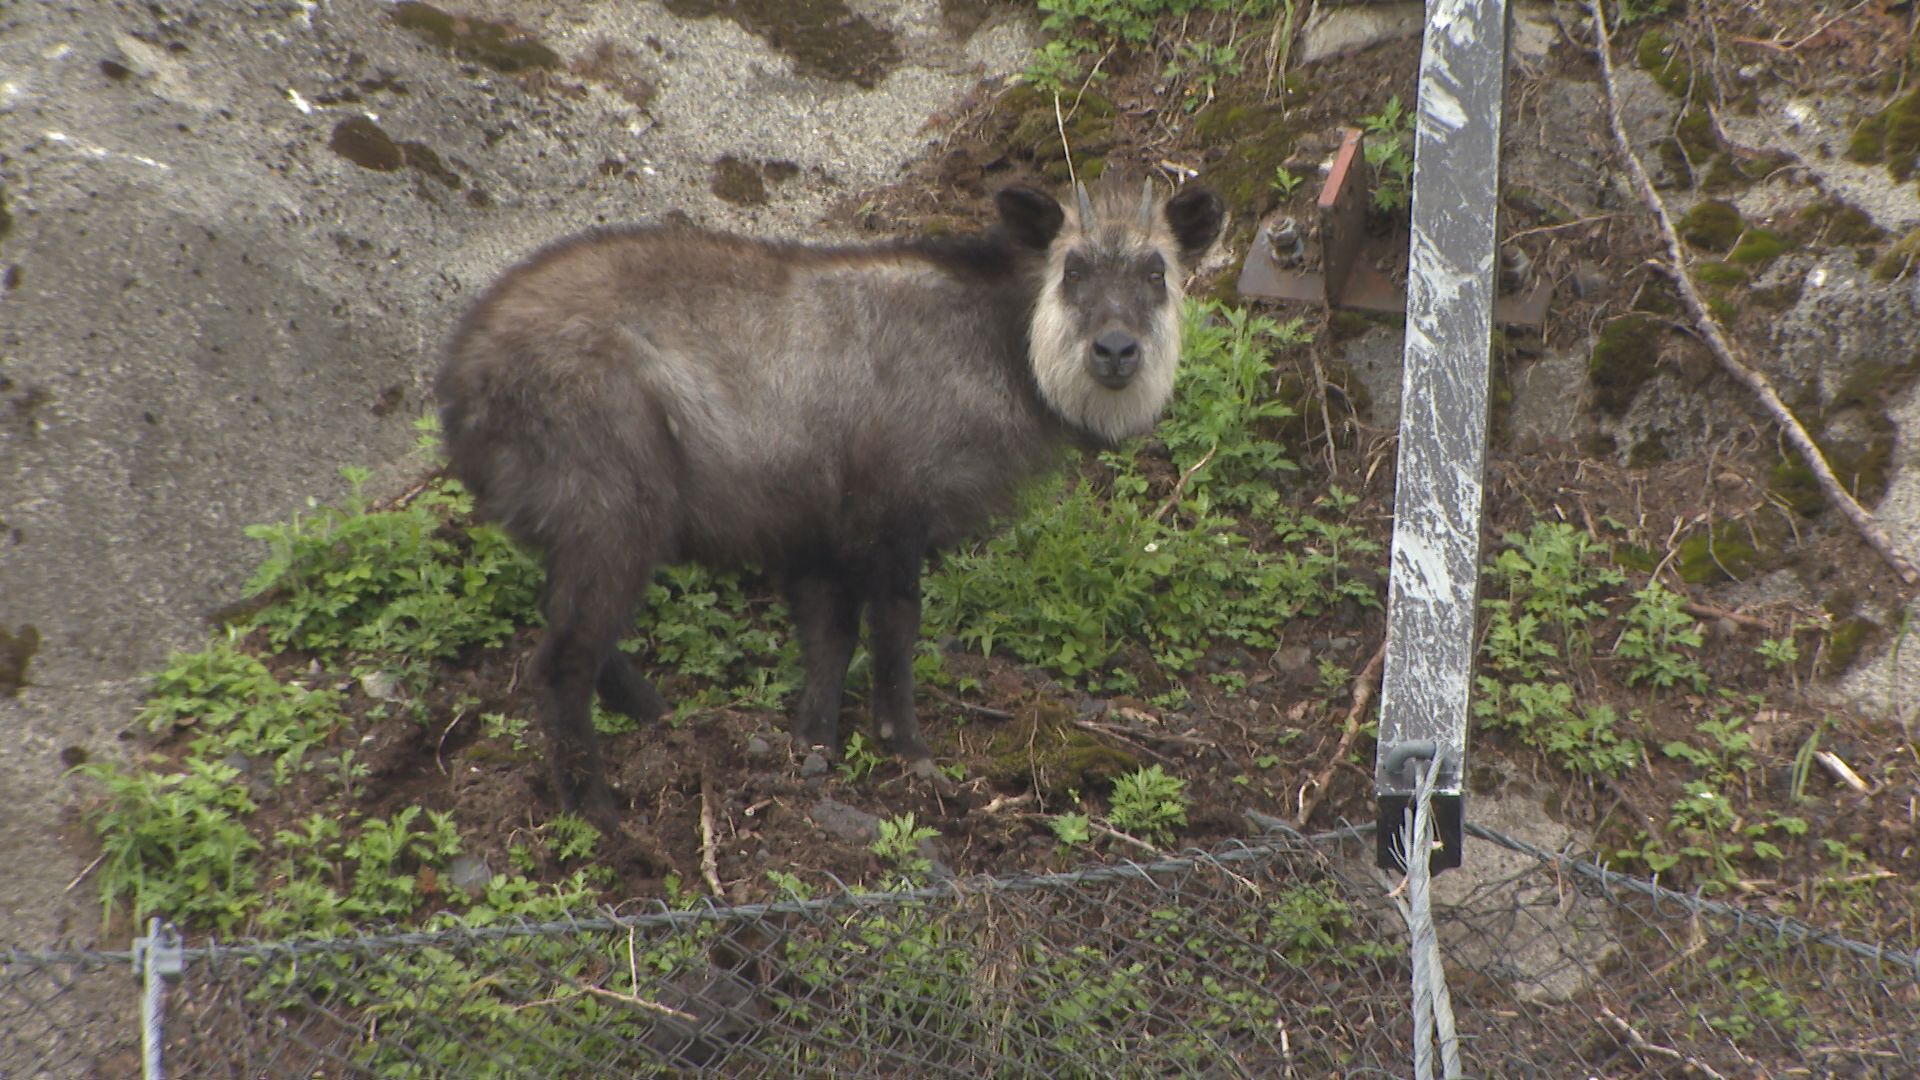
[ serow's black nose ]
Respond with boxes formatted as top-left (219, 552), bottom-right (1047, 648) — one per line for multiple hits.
top-left (1090, 331), bottom-right (1140, 389)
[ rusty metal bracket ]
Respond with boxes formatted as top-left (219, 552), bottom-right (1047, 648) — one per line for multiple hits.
top-left (1236, 128), bottom-right (1552, 330)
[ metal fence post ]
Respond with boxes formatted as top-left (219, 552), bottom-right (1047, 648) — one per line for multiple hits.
top-left (1374, 0), bottom-right (1513, 874)
top-left (132, 917), bottom-right (184, 1080)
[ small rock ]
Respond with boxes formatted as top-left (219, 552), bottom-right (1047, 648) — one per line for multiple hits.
top-left (447, 854), bottom-right (493, 894)
top-left (916, 838), bottom-right (954, 881)
top-left (800, 752), bottom-right (829, 779)
top-left (745, 734), bottom-right (772, 761)
top-left (1272, 645), bottom-right (1313, 674)
top-left (810, 798), bottom-right (880, 844)
top-left (359, 670), bottom-right (402, 702)
top-left (1570, 262), bottom-right (1610, 299)
top-left (1297, 2), bottom-right (1424, 65)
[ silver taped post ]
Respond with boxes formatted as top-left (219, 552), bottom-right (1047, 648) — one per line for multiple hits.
top-left (133, 917), bottom-right (184, 1080)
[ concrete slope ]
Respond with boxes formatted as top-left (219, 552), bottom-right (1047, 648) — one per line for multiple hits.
top-left (0, 0), bottom-right (1029, 967)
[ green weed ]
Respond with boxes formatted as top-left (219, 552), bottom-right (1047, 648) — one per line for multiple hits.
top-left (1475, 523), bottom-right (1642, 777)
top-left (1360, 96), bottom-right (1414, 212)
top-left (140, 636), bottom-right (349, 783)
top-left (837, 731), bottom-right (886, 783)
top-left (243, 468), bottom-right (541, 660)
top-left (1108, 765), bottom-right (1189, 845)
top-left (1050, 811), bottom-right (1094, 847)
top-left (75, 758), bottom-right (262, 931)
top-left (1617, 583), bottom-right (1708, 691)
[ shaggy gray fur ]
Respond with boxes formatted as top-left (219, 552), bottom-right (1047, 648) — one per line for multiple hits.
top-left (438, 181), bottom-right (1223, 819)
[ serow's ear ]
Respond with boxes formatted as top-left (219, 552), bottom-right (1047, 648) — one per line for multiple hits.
top-left (1163, 186), bottom-right (1226, 268)
top-left (995, 186), bottom-right (1066, 251)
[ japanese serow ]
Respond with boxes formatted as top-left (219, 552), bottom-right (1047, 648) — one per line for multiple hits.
top-left (437, 178), bottom-right (1225, 817)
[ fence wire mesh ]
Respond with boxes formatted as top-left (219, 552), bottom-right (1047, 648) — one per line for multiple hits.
top-left (4, 825), bottom-right (1916, 1079)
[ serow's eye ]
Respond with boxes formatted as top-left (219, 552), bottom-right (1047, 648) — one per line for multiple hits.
top-left (1063, 255), bottom-right (1088, 284)
top-left (1145, 254), bottom-right (1167, 287)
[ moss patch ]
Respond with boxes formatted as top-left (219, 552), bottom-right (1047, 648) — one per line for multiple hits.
top-left (0, 624), bottom-right (36, 697)
top-left (1797, 202), bottom-right (1886, 248)
top-left (1824, 615), bottom-right (1878, 675)
top-left (1588, 315), bottom-right (1661, 416)
top-left (329, 118), bottom-right (460, 189)
top-left (1186, 96), bottom-right (1301, 216)
top-left (1678, 200), bottom-right (1744, 252)
top-left (1002, 85), bottom-right (1118, 183)
top-left (1675, 521), bottom-right (1765, 584)
top-left (1728, 228), bottom-right (1788, 266)
top-left (329, 116), bottom-right (404, 171)
top-left (1872, 229), bottom-right (1920, 282)
top-left (1749, 281), bottom-right (1802, 311)
top-left (978, 697), bottom-right (1140, 799)
top-left (710, 155), bottom-right (768, 206)
top-left (1692, 260), bottom-right (1747, 286)
top-left (1846, 89), bottom-right (1920, 180)
top-left (1769, 454), bottom-right (1824, 516)
top-left (391, 2), bottom-right (560, 73)
top-left (663, 0), bottom-right (900, 88)
top-left (1636, 29), bottom-right (1698, 100)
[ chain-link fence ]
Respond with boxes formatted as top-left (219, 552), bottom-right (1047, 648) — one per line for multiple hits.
top-left (5, 823), bottom-right (1917, 1078)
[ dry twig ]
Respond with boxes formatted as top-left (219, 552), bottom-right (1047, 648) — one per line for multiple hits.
top-left (1813, 749), bottom-right (1870, 793)
top-left (1596, 1003), bottom-right (1729, 1080)
top-left (1295, 640), bottom-right (1387, 825)
top-left (1152, 444), bottom-right (1219, 522)
top-left (699, 780), bottom-right (725, 899)
top-left (1586, 2), bottom-right (1919, 587)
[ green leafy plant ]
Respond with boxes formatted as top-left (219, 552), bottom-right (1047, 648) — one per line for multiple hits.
top-left (1164, 39), bottom-right (1241, 112)
top-left (1756, 634), bottom-right (1799, 671)
top-left (1359, 95), bottom-right (1414, 212)
top-left (242, 469), bottom-right (541, 660)
top-left (837, 731), bottom-right (886, 783)
top-left (544, 813), bottom-right (602, 864)
top-left (140, 636), bottom-right (349, 783)
top-left (1160, 301), bottom-right (1307, 512)
top-left (1108, 765), bottom-right (1189, 846)
top-left (1050, 811), bottom-right (1094, 848)
top-left (75, 758), bottom-right (263, 931)
top-left (1491, 522), bottom-right (1626, 661)
top-left (1271, 165), bottom-right (1306, 199)
top-left (628, 564), bottom-right (800, 721)
top-left (872, 813), bottom-right (942, 882)
top-left (1022, 39), bottom-right (1096, 95)
top-left (1617, 583), bottom-right (1708, 691)
top-left (1475, 523), bottom-right (1642, 777)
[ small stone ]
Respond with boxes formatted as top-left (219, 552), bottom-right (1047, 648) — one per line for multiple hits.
top-left (447, 854), bottom-right (492, 894)
top-left (800, 752), bottom-right (828, 779)
top-left (745, 734), bottom-right (772, 760)
top-left (810, 798), bottom-right (879, 844)
top-left (359, 670), bottom-right (401, 702)
top-left (1272, 645), bottom-right (1313, 674)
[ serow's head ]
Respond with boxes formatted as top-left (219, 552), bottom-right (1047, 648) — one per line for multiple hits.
top-left (997, 178), bottom-right (1225, 445)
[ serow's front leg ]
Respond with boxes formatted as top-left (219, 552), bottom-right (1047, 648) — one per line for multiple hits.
top-left (866, 550), bottom-right (931, 761)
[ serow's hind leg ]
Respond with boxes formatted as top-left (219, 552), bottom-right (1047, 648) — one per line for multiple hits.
top-left (534, 556), bottom-right (649, 822)
top-left (597, 652), bottom-right (668, 723)
top-left (866, 546), bottom-right (932, 761)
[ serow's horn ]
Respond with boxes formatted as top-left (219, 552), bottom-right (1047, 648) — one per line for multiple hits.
top-left (1137, 179), bottom-right (1154, 229)
top-left (1074, 181), bottom-right (1096, 230)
